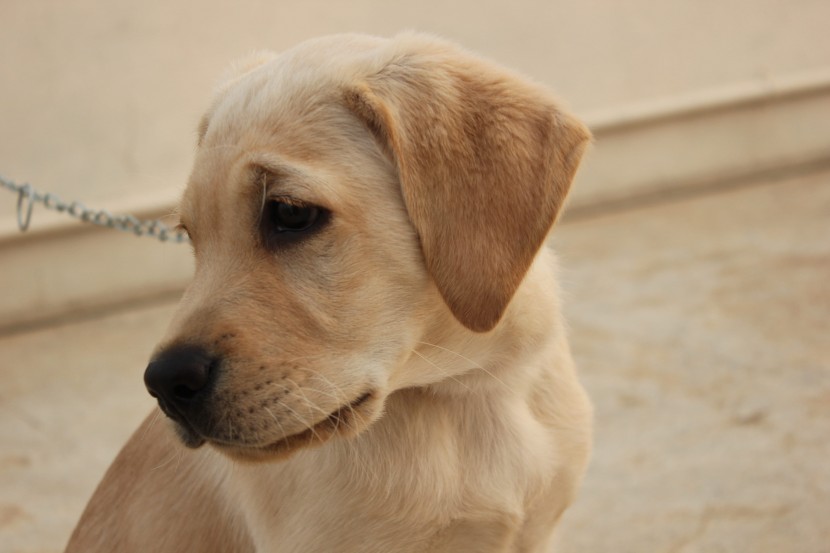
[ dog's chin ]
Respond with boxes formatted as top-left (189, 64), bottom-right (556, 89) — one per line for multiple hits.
top-left (181, 391), bottom-right (382, 463)
top-left (172, 423), bottom-right (208, 449)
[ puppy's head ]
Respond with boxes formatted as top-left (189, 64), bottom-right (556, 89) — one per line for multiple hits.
top-left (144, 33), bottom-right (590, 461)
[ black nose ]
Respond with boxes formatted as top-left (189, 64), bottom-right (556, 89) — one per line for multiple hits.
top-left (144, 345), bottom-right (215, 421)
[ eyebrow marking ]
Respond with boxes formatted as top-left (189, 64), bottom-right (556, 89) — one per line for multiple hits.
top-left (248, 160), bottom-right (318, 199)
top-left (251, 160), bottom-right (311, 182)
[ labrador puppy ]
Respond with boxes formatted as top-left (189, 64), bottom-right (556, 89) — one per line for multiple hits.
top-left (65, 32), bottom-right (593, 553)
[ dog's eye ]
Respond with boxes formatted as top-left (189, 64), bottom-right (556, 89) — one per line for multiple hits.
top-left (270, 201), bottom-right (319, 232)
top-left (260, 198), bottom-right (329, 248)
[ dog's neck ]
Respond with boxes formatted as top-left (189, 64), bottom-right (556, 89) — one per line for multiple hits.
top-left (402, 247), bottom-right (566, 399)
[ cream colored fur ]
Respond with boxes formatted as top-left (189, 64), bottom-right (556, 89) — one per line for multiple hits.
top-left (65, 32), bottom-right (593, 553)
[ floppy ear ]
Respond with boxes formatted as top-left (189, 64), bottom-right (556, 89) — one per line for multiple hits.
top-left (345, 38), bottom-right (590, 332)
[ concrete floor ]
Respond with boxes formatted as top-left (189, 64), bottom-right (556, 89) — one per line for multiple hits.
top-left (1, 168), bottom-right (828, 552)
top-left (553, 169), bottom-right (830, 552)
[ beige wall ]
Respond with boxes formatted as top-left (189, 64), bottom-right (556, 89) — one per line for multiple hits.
top-left (1, 0), bottom-right (828, 210)
top-left (1, 0), bottom-right (829, 326)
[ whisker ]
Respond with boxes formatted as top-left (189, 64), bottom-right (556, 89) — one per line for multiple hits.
top-left (256, 171), bottom-right (268, 227)
top-left (300, 370), bottom-right (363, 459)
top-left (416, 341), bottom-right (512, 392)
top-left (283, 377), bottom-right (329, 418)
top-left (263, 406), bottom-right (289, 442)
top-left (150, 449), bottom-right (180, 472)
top-left (284, 380), bottom-right (333, 446)
top-left (274, 386), bottom-right (325, 445)
top-left (139, 409), bottom-right (163, 443)
top-left (172, 447), bottom-right (184, 475)
top-left (299, 374), bottom-right (346, 433)
top-left (411, 350), bottom-right (473, 392)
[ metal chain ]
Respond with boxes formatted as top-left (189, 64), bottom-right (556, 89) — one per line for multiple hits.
top-left (0, 174), bottom-right (189, 243)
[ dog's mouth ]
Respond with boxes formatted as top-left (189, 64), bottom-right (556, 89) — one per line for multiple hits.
top-left (174, 390), bottom-right (378, 460)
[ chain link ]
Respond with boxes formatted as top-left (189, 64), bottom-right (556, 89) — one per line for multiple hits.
top-left (1, 174), bottom-right (189, 244)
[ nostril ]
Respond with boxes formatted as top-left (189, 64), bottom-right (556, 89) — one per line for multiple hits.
top-left (144, 345), bottom-right (216, 407)
top-left (170, 362), bottom-right (211, 399)
top-left (173, 385), bottom-right (199, 400)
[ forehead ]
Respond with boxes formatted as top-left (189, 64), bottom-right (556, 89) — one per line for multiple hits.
top-left (180, 40), bottom-right (394, 225)
top-left (198, 34), bottom-right (386, 151)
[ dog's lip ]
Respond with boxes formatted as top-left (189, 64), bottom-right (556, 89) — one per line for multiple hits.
top-left (212, 390), bottom-right (376, 456)
top-left (164, 409), bottom-right (207, 448)
top-left (263, 390), bottom-right (374, 445)
top-left (342, 390), bottom-right (373, 413)
top-left (177, 425), bottom-right (207, 448)
top-left (152, 396), bottom-right (206, 447)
